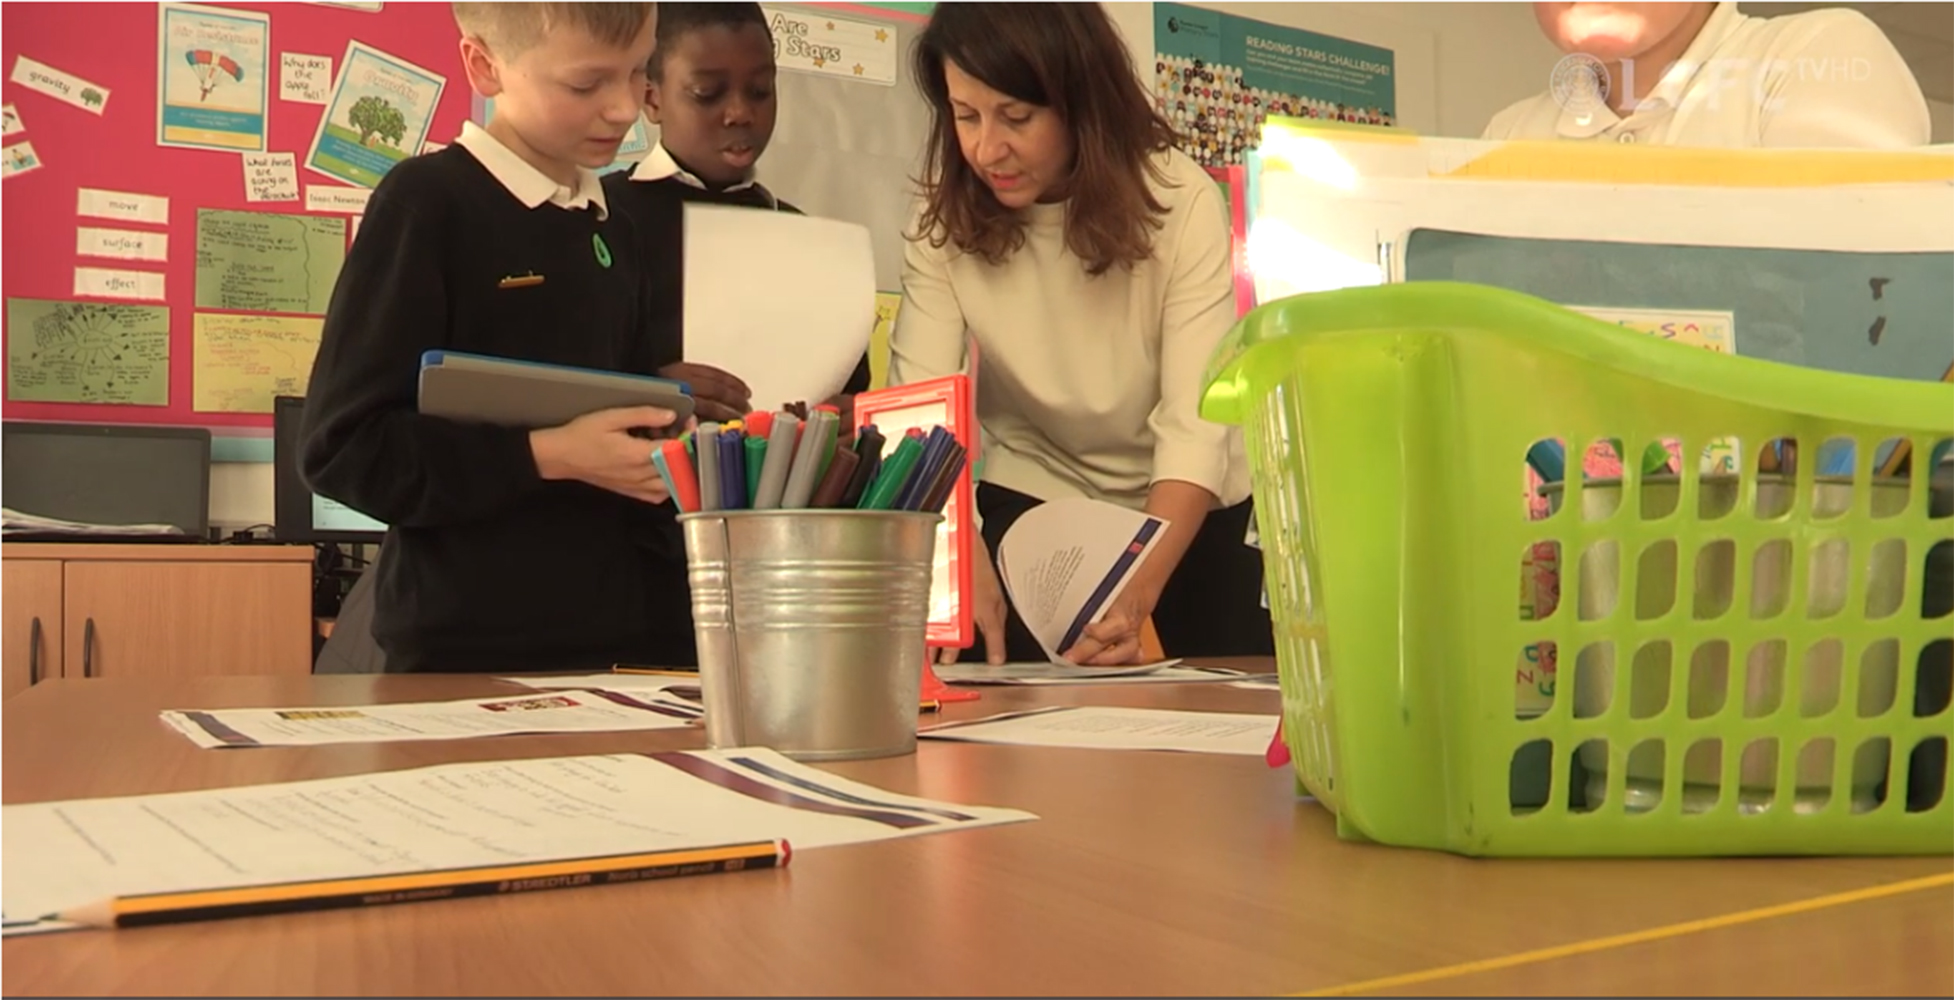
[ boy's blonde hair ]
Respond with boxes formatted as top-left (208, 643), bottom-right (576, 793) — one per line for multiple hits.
top-left (452, 3), bottom-right (655, 56)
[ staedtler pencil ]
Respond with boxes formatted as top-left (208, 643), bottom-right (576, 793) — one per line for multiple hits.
top-left (53, 839), bottom-right (790, 929)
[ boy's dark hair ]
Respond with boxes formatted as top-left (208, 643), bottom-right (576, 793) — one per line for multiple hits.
top-left (649, 2), bottom-right (771, 77)
top-left (911, 3), bottom-right (1178, 277)
top-left (453, 2), bottom-right (653, 56)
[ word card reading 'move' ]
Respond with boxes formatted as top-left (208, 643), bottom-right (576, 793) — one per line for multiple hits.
top-left (77, 188), bottom-right (170, 225)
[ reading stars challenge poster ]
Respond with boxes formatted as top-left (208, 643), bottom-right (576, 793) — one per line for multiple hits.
top-left (1155, 3), bottom-right (1396, 168)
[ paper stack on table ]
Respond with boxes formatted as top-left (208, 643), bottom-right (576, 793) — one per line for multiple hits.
top-left (160, 690), bottom-right (703, 749)
top-left (2, 749), bottom-right (1035, 934)
top-left (932, 662), bottom-right (1273, 687)
top-left (921, 706), bottom-right (1278, 756)
top-left (995, 498), bottom-right (1173, 667)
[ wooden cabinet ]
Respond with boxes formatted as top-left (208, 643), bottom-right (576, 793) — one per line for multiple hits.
top-left (1, 545), bottom-right (313, 694)
top-left (2, 559), bottom-right (62, 699)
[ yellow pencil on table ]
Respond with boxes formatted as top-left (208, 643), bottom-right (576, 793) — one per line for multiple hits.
top-left (52, 839), bottom-right (788, 930)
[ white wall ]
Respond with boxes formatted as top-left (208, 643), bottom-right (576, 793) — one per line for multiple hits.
top-left (1103, 1), bottom-right (1565, 137)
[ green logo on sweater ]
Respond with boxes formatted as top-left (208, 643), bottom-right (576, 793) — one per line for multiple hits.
top-left (592, 233), bottom-right (612, 268)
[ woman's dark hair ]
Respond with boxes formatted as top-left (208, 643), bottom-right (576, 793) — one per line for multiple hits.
top-left (911, 3), bottom-right (1179, 276)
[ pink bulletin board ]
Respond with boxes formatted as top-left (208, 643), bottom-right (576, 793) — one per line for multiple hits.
top-left (1, 2), bottom-right (474, 457)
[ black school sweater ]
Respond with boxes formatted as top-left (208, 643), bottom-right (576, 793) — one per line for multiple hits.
top-left (601, 168), bottom-right (873, 395)
top-left (300, 147), bottom-right (692, 673)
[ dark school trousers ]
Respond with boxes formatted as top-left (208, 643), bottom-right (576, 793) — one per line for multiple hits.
top-left (959, 482), bottom-right (1275, 663)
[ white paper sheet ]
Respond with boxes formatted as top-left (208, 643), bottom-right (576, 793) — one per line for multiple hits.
top-left (160, 690), bottom-right (704, 748)
top-left (935, 661), bottom-right (1270, 687)
top-left (995, 498), bottom-right (1169, 664)
top-left (1, 748), bottom-right (1035, 926)
top-left (682, 203), bottom-right (874, 411)
top-left (1228, 677), bottom-right (1283, 691)
top-left (921, 706), bottom-right (1278, 756)
top-left (498, 672), bottom-right (702, 699)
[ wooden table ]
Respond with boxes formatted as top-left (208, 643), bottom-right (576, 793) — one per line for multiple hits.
top-left (5, 667), bottom-right (1950, 997)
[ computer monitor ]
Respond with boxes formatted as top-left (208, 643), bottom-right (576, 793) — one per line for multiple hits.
top-left (272, 395), bottom-right (388, 544)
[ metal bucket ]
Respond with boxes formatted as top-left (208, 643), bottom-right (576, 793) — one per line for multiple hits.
top-left (1541, 474), bottom-right (1911, 813)
top-left (678, 509), bottom-right (940, 762)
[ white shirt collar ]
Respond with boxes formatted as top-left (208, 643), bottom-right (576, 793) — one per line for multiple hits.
top-left (454, 121), bottom-right (609, 219)
top-left (628, 142), bottom-right (759, 193)
top-left (1554, 1), bottom-right (1745, 137)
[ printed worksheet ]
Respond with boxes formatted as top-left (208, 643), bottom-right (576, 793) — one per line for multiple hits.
top-left (498, 672), bottom-right (703, 701)
top-left (921, 706), bottom-right (1278, 756)
top-left (2, 749), bottom-right (1036, 929)
top-left (995, 498), bottom-right (1170, 664)
top-left (160, 690), bottom-right (703, 748)
top-left (935, 662), bottom-right (1271, 687)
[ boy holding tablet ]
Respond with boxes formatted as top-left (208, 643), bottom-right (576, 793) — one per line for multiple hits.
top-left (302, 3), bottom-right (696, 673)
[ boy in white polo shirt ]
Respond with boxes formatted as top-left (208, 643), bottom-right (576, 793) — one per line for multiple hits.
top-left (1485, 1), bottom-right (1930, 147)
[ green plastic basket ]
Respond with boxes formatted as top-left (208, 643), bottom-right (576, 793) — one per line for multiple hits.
top-left (1200, 282), bottom-right (1954, 857)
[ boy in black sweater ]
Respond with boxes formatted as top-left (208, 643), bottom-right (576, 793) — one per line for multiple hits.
top-left (605, 2), bottom-right (872, 426)
top-left (301, 3), bottom-right (693, 673)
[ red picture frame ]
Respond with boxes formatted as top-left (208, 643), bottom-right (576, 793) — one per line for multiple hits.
top-left (851, 373), bottom-right (975, 650)
top-left (1206, 164), bottom-right (1255, 318)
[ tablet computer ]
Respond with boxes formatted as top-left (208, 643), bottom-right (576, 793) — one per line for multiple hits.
top-left (418, 351), bottom-right (695, 431)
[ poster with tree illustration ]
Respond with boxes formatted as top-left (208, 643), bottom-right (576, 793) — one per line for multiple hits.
top-left (156, 2), bottom-right (270, 152)
top-left (305, 40), bottom-right (444, 189)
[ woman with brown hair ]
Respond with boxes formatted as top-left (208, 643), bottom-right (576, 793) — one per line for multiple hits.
top-left (890, 2), bottom-right (1270, 667)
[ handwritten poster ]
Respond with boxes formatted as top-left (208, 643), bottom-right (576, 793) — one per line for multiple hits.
top-left (279, 52), bottom-right (332, 104)
top-left (194, 209), bottom-right (346, 315)
top-left (5, 299), bottom-right (170, 405)
top-left (306, 41), bottom-right (444, 188)
top-left (9, 55), bottom-right (110, 115)
top-left (192, 313), bottom-right (324, 413)
top-left (157, 3), bottom-right (270, 152)
top-left (242, 152), bottom-right (299, 202)
top-left (759, 6), bottom-right (898, 85)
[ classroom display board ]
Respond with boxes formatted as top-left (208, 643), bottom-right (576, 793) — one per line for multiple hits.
top-left (0, 2), bottom-right (474, 442)
top-left (1, 2), bottom-right (935, 447)
top-left (1153, 2), bottom-right (1396, 169)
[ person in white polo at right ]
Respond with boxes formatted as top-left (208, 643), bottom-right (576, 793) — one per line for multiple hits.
top-left (1486, 1), bottom-right (1931, 147)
